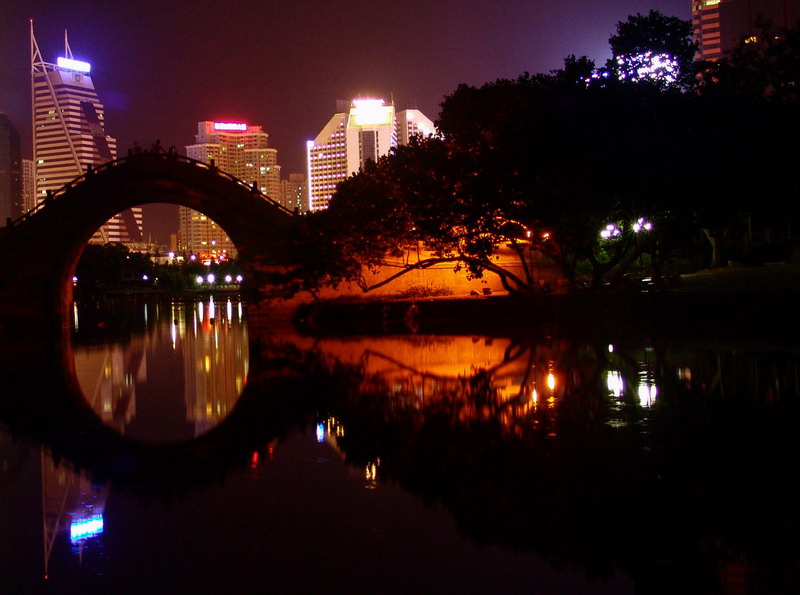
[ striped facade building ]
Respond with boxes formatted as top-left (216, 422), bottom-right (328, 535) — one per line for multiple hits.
top-left (31, 25), bottom-right (142, 244)
top-left (693, 0), bottom-right (800, 61)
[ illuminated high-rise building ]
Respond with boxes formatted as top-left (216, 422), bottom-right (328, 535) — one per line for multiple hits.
top-left (280, 173), bottom-right (307, 213)
top-left (180, 121), bottom-right (281, 260)
top-left (30, 25), bottom-right (143, 244)
top-left (22, 159), bottom-right (35, 213)
top-left (692, 0), bottom-right (800, 61)
top-left (0, 112), bottom-right (22, 223)
top-left (395, 109), bottom-right (435, 146)
top-left (306, 98), bottom-right (435, 211)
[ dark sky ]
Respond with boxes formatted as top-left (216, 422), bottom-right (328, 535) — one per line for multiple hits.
top-left (1, 0), bottom-right (690, 242)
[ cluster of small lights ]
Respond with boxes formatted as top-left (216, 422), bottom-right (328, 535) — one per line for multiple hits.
top-left (633, 217), bottom-right (653, 232)
top-left (616, 52), bottom-right (679, 84)
top-left (195, 274), bottom-right (242, 285)
top-left (600, 223), bottom-right (621, 239)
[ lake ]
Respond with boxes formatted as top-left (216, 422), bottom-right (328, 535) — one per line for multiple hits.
top-left (1, 295), bottom-right (798, 594)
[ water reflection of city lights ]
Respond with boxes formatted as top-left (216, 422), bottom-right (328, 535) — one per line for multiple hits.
top-left (546, 372), bottom-right (556, 391)
top-left (69, 514), bottom-right (104, 543)
top-left (637, 374), bottom-right (657, 407)
top-left (607, 371), bottom-right (624, 397)
top-left (365, 461), bottom-right (379, 487)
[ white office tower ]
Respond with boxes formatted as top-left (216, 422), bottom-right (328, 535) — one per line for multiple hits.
top-left (181, 121), bottom-right (282, 260)
top-left (396, 109), bottom-right (435, 146)
top-left (306, 99), bottom-right (434, 211)
top-left (30, 24), bottom-right (143, 244)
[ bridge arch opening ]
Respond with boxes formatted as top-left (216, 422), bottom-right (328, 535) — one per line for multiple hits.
top-left (2, 155), bottom-right (296, 441)
top-left (3, 154), bottom-right (295, 332)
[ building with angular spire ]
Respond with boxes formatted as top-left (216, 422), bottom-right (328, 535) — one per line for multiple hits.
top-left (30, 23), bottom-right (142, 244)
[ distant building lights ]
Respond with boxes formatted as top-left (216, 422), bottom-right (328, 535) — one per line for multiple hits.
top-left (57, 57), bottom-right (91, 73)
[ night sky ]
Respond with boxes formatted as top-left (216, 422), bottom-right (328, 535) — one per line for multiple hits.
top-left (1, 0), bottom-right (690, 242)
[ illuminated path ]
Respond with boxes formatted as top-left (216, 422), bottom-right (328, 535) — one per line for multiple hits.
top-left (0, 153), bottom-right (297, 336)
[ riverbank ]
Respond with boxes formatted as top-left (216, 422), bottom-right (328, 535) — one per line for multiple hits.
top-left (289, 264), bottom-right (800, 340)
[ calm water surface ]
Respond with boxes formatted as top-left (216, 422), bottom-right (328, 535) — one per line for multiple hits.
top-left (1, 296), bottom-right (799, 594)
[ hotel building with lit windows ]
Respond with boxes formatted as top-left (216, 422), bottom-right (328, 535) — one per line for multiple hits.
top-left (31, 25), bottom-right (143, 244)
top-left (692, 0), bottom-right (800, 61)
top-left (180, 121), bottom-right (281, 260)
top-left (306, 99), bottom-right (435, 211)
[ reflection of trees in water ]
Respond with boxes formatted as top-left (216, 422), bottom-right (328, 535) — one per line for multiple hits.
top-left (317, 337), bottom-right (800, 592)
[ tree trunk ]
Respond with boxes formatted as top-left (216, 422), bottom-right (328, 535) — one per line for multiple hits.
top-left (703, 229), bottom-right (718, 269)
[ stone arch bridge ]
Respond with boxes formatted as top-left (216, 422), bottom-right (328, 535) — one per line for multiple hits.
top-left (0, 153), bottom-right (298, 337)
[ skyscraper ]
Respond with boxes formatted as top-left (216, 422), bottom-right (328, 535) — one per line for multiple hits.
top-left (280, 173), bottom-right (307, 214)
top-left (692, 0), bottom-right (800, 61)
top-left (180, 120), bottom-right (282, 260)
top-left (30, 24), bottom-right (142, 243)
top-left (22, 159), bottom-right (35, 214)
top-left (306, 99), bottom-right (434, 211)
top-left (0, 112), bottom-right (22, 223)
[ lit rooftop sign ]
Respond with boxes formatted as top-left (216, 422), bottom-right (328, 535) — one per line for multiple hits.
top-left (214, 122), bottom-right (248, 131)
top-left (57, 57), bottom-right (91, 73)
top-left (350, 99), bottom-right (393, 127)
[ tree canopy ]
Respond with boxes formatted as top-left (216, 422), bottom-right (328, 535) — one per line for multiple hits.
top-left (288, 12), bottom-right (799, 298)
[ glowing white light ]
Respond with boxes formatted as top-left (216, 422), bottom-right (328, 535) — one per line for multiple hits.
top-left (142, 274), bottom-right (148, 281)
top-left (57, 57), bottom-right (91, 73)
top-left (195, 275), bottom-right (204, 285)
top-left (601, 223), bottom-right (621, 239)
top-left (207, 274), bottom-right (215, 284)
top-left (70, 514), bottom-right (104, 542)
top-left (547, 373), bottom-right (556, 391)
top-left (607, 371), bottom-right (624, 397)
top-left (214, 122), bottom-right (247, 131)
top-left (633, 217), bottom-right (653, 233)
top-left (225, 275), bottom-right (233, 283)
top-left (235, 275), bottom-right (243, 283)
top-left (638, 383), bottom-right (658, 407)
top-left (351, 98), bottom-right (393, 126)
top-left (316, 423), bottom-right (325, 442)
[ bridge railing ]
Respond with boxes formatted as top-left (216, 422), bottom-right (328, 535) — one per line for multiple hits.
top-left (4, 153), bottom-right (295, 230)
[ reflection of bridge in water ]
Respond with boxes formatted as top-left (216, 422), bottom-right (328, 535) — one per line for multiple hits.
top-left (0, 153), bottom-right (297, 336)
